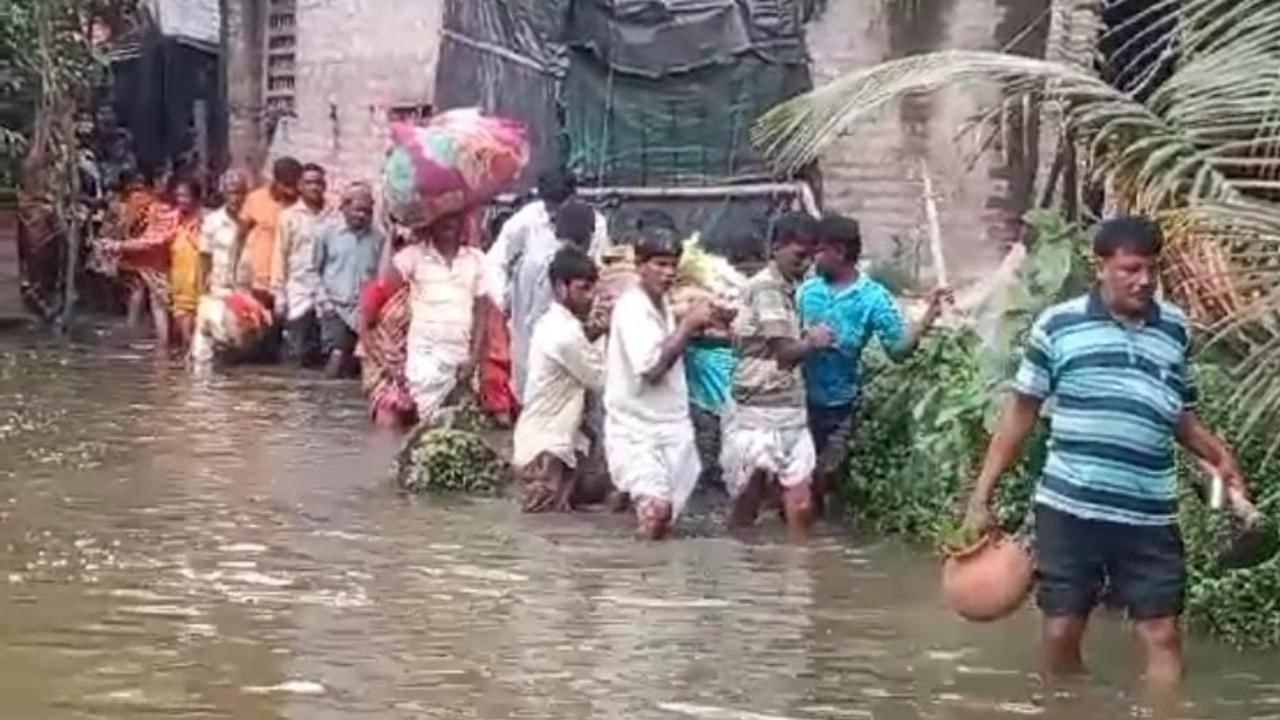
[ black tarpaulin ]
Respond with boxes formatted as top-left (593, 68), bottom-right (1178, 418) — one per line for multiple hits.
top-left (566, 0), bottom-right (810, 76)
top-left (435, 0), bottom-right (815, 188)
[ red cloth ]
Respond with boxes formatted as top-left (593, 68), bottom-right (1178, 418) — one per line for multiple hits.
top-left (359, 278), bottom-right (397, 325)
top-left (478, 299), bottom-right (517, 417)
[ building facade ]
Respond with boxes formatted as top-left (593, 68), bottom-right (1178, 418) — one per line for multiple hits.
top-left (806, 0), bottom-right (1049, 280)
top-left (228, 0), bottom-right (445, 194)
top-left (226, 0), bottom-right (1047, 281)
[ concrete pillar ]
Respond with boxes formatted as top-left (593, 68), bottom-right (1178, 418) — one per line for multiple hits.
top-left (222, 0), bottom-right (266, 178)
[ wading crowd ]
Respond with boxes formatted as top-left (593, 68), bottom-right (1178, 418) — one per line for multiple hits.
top-left (85, 114), bottom-right (1261, 706)
top-left (93, 154), bottom-right (950, 541)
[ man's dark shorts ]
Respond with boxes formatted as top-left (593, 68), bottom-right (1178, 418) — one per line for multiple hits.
top-left (807, 402), bottom-right (856, 477)
top-left (1035, 503), bottom-right (1185, 620)
top-left (320, 312), bottom-right (358, 357)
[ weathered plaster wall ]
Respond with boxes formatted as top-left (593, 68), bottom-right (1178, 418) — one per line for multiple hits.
top-left (267, 0), bottom-right (445, 194)
top-left (807, 0), bottom-right (1048, 282)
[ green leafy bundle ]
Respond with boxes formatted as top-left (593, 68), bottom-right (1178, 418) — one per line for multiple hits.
top-left (396, 427), bottom-right (507, 496)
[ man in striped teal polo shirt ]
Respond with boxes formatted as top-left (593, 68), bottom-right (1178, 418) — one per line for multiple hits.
top-left (964, 216), bottom-right (1248, 698)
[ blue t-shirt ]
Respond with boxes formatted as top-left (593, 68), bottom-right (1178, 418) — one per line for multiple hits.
top-left (684, 338), bottom-right (737, 414)
top-left (796, 274), bottom-right (906, 408)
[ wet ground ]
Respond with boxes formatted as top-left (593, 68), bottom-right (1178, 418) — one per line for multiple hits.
top-left (1, 327), bottom-right (1278, 720)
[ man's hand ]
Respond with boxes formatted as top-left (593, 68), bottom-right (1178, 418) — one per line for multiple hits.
top-left (923, 286), bottom-right (955, 326)
top-left (1216, 454), bottom-right (1246, 494)
top-left (962, 495), bottom-right (997, 537)
top-left (585, 305), bottom-right (609, 341)
top-left (679, 301), bottom-right (715, 334)
top-left (804, 323), bottom-right (834, 351)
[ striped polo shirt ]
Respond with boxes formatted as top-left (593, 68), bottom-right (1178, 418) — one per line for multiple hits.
top-left (1015, 291), bottom-right (1196, 526)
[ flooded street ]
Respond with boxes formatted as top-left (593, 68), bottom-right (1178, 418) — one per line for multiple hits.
top-left (1, 330), bottom-right (1278, 720)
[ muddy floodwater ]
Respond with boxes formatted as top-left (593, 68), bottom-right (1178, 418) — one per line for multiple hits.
top-left (0, 328), bottom-right (1277, 720)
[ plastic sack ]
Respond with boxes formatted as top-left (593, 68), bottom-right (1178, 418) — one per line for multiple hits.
top-left (673, 235), bottom-right (745, 338)
top-left (190, 290), bottom-right (273, 367)
top-left (382, 109), bottom-right (529, 228)
top-left (677, 234), bottom-right (748, 304)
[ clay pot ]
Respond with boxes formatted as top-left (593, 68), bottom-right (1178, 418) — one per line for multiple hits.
top-left (941, 532), bottom-right (1035, 623)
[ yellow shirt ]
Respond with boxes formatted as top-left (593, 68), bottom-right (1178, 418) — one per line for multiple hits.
top-left (169, 217), bottom-right (204, 314)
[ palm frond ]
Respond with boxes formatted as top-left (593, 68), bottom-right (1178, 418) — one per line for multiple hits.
top-left (755, 0), bottom-right (1280, 448)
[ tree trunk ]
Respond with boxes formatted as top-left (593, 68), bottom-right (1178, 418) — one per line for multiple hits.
top-left (223, 0), bottom-right (266, 178)
top-left (1033, 0), bottom-right (1102, 212)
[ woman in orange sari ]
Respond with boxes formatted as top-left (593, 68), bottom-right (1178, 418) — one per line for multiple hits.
top-left (167, 179), bottom-right (205, 349)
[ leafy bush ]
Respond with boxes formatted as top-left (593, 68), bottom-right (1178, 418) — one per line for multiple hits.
top-left (1179, 364), bottom-right (1280, 648)
top-left (837, 211), bottom-right (1280, 648)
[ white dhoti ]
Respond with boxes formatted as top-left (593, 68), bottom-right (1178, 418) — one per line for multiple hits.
top-left (720, 405), bottom-right (816, 499)
top-left (406, 349), bottom-right (461, 422)
top-left (604, 420), bottom-right (701, 519)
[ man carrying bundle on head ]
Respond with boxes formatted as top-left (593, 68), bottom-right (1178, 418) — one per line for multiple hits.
top-left (512, 247), bottom-right (610, 512)
top-left (604, 227), bottom-right (718, 540)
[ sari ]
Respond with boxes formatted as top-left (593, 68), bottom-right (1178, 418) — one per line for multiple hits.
top-left (478, 298), bottom-right (517, 419)
top-left (360, 279), bottom-right (417, 426)
top-left (121, 203), bottom-right (176, 305)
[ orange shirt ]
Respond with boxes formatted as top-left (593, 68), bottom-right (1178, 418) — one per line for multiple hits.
top-left (239, 186), bottom-right (285, 290)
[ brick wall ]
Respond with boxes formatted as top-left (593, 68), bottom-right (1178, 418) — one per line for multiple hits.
top-left (806, 0), bottom-right (1048, 283)
top-left (267, 0), bottom-right (445, 195)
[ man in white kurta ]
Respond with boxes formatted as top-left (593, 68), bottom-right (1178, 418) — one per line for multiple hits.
top-left (603, 229), bottom-right (713, 540)
top-left (512, 248), bottom-right (606, 512)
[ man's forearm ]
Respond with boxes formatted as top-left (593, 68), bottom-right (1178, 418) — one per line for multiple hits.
top-left (970, 394), bottom-right (1042, 507)
top-left (642, 325), bottom-right (696, 384)
top-left (894, 315), bottom-right (936, 360)
top-left (774, 337), bottom-right (815, 368)
top-left (1176, 412), bottom-right (1242, 486)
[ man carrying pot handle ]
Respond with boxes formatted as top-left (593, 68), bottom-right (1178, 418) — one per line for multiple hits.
top-left (963, 216), bottom-right (1250, 707)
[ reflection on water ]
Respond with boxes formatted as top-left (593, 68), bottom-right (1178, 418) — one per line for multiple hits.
top-left (0, 328), bottom-right (1276, 719)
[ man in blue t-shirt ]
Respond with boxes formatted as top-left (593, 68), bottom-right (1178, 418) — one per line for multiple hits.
top-left (797, 214), bottom-right (948, 514)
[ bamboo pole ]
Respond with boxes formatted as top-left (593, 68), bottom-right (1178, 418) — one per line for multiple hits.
top-left (920, 159), bottom-right (948, 289)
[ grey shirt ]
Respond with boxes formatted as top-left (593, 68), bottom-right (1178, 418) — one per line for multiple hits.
top-left (313, 221), bottom-right (385, 330)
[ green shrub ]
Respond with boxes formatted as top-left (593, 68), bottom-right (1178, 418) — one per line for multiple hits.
top-left (1178, 364), bottom-right (1280, 648)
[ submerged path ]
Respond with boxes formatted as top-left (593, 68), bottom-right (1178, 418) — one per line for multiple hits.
top-left (0, 329), bottom-right (1274, 720)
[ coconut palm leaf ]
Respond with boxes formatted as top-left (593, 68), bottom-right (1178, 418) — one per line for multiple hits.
top-left (754, 0), bottom-right (1280, 448)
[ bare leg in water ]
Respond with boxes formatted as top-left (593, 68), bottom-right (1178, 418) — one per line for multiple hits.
top-left (150, 291), bottom-right (170, 351)
top-left (1135, 616), bottom-right (1183, 718)
top-left (1042, 615), bottom-right (1088, 679)
top-left (729, 470), bottom-right (769, 530)
top-left (173, 313), bottom-right (195, 352)
top-left (126, 284), bottom-right (146, 333)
